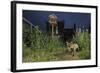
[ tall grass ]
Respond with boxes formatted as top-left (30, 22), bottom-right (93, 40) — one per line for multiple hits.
top-left (23, 26), bottom-right (66, 62)
top-left (23, 25), bottom-right (91, 62)
top-left (73, 32), bottom-right (91, 59)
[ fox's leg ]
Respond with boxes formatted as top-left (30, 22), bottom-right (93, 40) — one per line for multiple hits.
top-left (68, 47), bottom-right (71, 53)
top-left (72, 48), bottom-right (76, 56)
top-left (72, 51), bottom-right (74, 56)
top-left (72, 48), bottom-right (74, 56)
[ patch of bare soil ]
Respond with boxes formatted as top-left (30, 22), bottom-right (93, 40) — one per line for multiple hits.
top-left (54, 51), bottom-right (80, 60)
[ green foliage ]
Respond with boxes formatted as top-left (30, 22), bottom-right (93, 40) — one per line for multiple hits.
top-left (23, 23), bottom-right (91, 62)
top-left (79, 49), bottom-right (91, 59)
top-left (23, 25), bottom-right (66, 62)
top-left (23, 44), bottom-right (32, 58)
top-left (30, 26), bottom-right (65, 51)
top-left (23, 22), bottom-right (32, 47)
top-left (73, 32), bottom-right (91, 59)
top-left (31, 26), bottom-right (42, 49)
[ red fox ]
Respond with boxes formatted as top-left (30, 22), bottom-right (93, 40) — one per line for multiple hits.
top-left (66, 41), bottom-right (79, 56)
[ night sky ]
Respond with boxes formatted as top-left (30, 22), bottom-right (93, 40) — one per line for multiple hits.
top-left (23, 10), bottom-right (91, 32)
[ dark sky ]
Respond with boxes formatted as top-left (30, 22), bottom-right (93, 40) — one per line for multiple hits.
top-left (23, 10), bottom-right (91, 32)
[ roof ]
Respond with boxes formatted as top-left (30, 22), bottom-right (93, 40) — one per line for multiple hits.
top-left (23, 17), bottom-right (35, 27)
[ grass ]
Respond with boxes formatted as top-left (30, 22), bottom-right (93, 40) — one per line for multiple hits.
top-left (73, 32), bottom-right (91, 59)
top-left (23, 25), bottom-right (91, 62)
